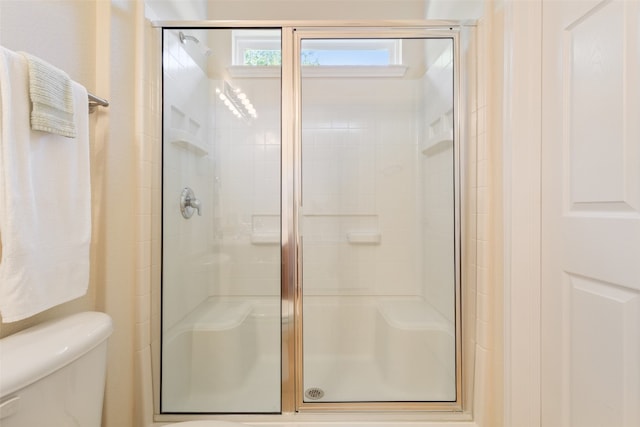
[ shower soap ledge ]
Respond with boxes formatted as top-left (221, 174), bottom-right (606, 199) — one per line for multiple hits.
top-left (251, 232), bottom-right (280, 245)
top-left (170, 129), bottom-right (208, 156)
top-left (421, 133), bottom-right (453, 156)
top-left (347, 231), bottom-right (381, 244)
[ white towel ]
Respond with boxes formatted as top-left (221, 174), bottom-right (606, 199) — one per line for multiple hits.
top-left (0, 47), bottom-right (91, 322)
top-left (20, 52), bottom-right (77, 138)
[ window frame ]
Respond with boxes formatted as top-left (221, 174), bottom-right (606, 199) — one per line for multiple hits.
top-left (232, 29), bottom-right (402, 66)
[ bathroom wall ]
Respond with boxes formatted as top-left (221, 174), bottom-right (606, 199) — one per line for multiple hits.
top-left (472, 3), bottom-right (504, 425)
top-left (0, 1), bottom-right (140, 426)
top-left (0, 0), bottom-right (97, 337)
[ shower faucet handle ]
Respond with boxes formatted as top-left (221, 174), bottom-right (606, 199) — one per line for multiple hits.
top-left (189, 197), bottom-right (202, 216)
top-left (180, 187), bottom-right (202, 219)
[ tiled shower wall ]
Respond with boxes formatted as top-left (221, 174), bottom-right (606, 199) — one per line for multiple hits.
top-left (209, 73), bottom-right (452, 300)
top-left (137, 15), bottom-right (160, 427)
top-left (420, 44), bottom-right (456, 323)
top-left (301, 78), bottom-right (419, 296)
top-left (210, 77), bottom-right (282, 297)
top-left (161, 29), bottom-right (213, 330)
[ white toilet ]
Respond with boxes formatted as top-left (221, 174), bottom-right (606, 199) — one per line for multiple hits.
top-left (0, 312), bottom-right (113, 426)
top-left (0, 311), bottom-right (245, 427)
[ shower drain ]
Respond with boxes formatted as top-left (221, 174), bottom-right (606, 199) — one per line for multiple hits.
top-left (304, 387), bottom-right (325, 400)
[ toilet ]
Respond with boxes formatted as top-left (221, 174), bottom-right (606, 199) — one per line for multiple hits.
top-left (0, 311), bottom-right (245, 427)
top-left (0, 312), bottom-right (113, 427)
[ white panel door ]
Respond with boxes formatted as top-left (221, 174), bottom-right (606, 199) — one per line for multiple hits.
top-left (542, 1), bottom-right (640, 426)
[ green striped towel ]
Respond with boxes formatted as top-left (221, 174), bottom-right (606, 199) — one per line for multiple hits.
top-left (20, 52), bottom-right (76, 138)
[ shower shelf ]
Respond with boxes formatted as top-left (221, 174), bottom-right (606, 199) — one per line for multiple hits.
top-left (421, 134), bottom-right (453, 156)
top-left (169, 129), bottom-right (208, 156)
top-left (422, 111), bottom-right (454, 156)
top-left (347, 231), bottom-right (381, 244)
top-left (250, 232), bottom-right (279, 245)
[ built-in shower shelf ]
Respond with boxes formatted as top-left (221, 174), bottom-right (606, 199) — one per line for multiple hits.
top-left (347, 231), bottom-right (381, 245)
top-left (170, 129), bottom-right (208, 156)
top-left (422, 111), bottom-right (454, 156)
top-left (421, 134), bottom-right (453, 156)
top-left (251, 232), bottom-right (280, 245)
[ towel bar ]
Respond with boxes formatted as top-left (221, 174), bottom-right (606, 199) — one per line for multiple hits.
top-left (88, 92), bottom-right (109, 113)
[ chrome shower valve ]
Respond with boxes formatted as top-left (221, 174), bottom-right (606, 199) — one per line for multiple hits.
top-left (180, 187), bottom-right (201, 219)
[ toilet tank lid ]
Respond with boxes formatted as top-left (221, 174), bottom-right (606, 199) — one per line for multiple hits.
top-left (0, 311), bottom-right (113, 398)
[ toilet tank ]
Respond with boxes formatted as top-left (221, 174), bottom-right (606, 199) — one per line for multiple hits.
top-left (0, 312), bottom-right (113, 427)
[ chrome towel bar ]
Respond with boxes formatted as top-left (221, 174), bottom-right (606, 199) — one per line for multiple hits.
top-left (88, 92), bottom-right (109, 113)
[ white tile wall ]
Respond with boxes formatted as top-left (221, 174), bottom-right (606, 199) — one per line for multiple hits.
top-left (161, 29), bottom-right (212, 330)
top-left (471, 13), bottom-right (495, 425)
top-left (301, 78), bottom-right (422, 296)
top-left (420, 44), bottom-right (456, 322)
top-left (136, 11), bottom-right (161, 427)
top-left (212, 77), bottom-right (282, 296)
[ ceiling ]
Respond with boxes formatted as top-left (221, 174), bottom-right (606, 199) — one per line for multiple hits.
top-left (147, 0), bottom-right (483, 22)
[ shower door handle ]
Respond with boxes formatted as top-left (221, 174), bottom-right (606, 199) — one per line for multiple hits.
top-left (180, 187), bottom-right (202, 218)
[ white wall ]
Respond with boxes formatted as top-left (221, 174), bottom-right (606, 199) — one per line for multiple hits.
top-left (161, 41), bottom-right (460, 322)
top-left (0, 1), bottom-right (141, 427)
top-left (300, 77), bottom-right (421, 296)
top-left (162, 29), bottom-right (212, 330)
top-left (0, 0), bottom-right (97, 335)
top-left (210, 76), bottom-right (282, 296)
top-left (420, 43), bottom-right (456, 322)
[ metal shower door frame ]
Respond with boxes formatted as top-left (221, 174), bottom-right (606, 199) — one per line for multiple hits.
top-left (288, 25), bottom-right (462, 413)
top-left (154, 20), bottom-right (465, 416)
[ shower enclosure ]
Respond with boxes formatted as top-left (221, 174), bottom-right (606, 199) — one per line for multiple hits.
top-left (161, 24), bottom-right (461, 414)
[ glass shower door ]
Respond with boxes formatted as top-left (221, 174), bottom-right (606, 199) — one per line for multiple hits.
top-left (161, 28), bottom-right (282, 413)
top-left (160, 26), bottom-right (461, 413)
top-left (297, 33), bottom-right (458, 406)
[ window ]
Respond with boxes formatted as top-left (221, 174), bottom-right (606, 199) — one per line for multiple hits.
top-left (232, 30), bottom-right (402, 67)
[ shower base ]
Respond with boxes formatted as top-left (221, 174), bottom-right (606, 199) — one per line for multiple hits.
top-left (162, 296), bottom-right (455, 412)
top-left (167, 353), bottom-right (281, 413)
top-left (304, 354), bottom-right (455, 403)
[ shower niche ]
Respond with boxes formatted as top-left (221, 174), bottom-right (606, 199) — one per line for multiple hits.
top-left (160, 25), bottom-right (461, 414)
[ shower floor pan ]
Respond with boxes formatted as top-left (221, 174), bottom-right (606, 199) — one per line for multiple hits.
top-left (303, 354), bottom-right (455, 403)
top-left (167, 353), bottom-right (281, 413)
top-left (162, 296), bottom-right (455, 412)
